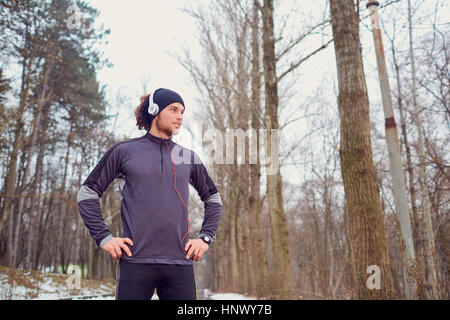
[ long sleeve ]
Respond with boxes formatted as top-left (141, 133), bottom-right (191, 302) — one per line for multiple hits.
top-left (77, 143), bottom-right (123, 247)
top-left (189, 152), bottom-right (223, 239)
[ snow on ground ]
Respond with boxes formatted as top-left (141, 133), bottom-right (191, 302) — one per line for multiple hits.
top-left (202, 288), bottom-right (256, 300)
top-left (81, 291), bottom-right (256, 300)
top-left (0, 265), bottom-right (255, 300)
top-left (0, 265), bottom-right (115, 300)
top-left (209, 293), bottom-right (256, 300)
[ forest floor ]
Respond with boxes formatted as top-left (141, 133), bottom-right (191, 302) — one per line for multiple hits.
top-left (0, 264), bottom-right (115, 300)
top-left (0, 265), bottom-right (256, 300)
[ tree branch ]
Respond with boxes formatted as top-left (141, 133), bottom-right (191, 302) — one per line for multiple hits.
top-left (276, 19), bottom-right (330, 62)
top-left (277, 38), bottom-right (333, 82)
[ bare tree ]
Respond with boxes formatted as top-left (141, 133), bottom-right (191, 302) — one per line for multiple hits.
top-left (407, 0), bottom-right (440, 299)
top-left (249, 0), bottom-right (270, 298)
top-left (261, 0), bottom-right (296, 299)
top-left (329, 0), bottom-right (395, 299)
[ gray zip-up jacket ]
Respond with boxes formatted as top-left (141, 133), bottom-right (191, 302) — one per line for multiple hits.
top-left (77, 131), bottom-right (223, 265)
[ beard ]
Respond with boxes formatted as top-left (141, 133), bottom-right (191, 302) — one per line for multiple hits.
top-left (155, 117), bottom-right (180, 137)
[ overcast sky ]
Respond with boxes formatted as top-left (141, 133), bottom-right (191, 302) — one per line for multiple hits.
top-left (86, 0), bottom-right (198, 135)
top-left (81, 0), bottom-right (448, 187)
top-left (83, 0), bottom-right (337, 186)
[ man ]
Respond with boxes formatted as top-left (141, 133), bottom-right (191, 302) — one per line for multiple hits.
top-left (77, 88), bottom-right (223, 300)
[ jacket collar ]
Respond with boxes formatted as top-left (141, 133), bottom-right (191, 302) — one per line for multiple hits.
top-left (145, 131), bottom-right (174, 145)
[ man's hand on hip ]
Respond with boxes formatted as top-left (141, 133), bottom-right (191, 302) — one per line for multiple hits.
top-left (184, 239), bottom-right (209, 261)
top-left (101, 237), bottom-right (133, 260)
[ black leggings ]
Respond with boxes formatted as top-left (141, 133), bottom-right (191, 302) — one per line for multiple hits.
top-left (115, 260), bottom-right (197, 300)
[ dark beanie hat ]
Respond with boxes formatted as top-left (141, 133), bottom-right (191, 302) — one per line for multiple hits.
top-left (153, 88), bottom-right (184, 111)
top-left (146, 88), bottom-right (185, 128)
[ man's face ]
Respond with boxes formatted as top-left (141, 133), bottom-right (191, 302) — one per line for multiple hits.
top-left (154, 102), bottom-right (184, 136)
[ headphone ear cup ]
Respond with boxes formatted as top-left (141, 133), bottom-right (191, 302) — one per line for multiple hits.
top-left (147, 94), bottom-right (159, 116)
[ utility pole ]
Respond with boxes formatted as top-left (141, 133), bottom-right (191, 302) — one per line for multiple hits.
top-left (366, 1), bottom-right (417, 299)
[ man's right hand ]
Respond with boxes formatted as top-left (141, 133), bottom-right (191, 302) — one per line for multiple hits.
top-left (101, 237), bottom-right (133, 260)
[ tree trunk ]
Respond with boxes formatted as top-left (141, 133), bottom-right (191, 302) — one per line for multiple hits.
top-left (329, 0), bottom-right (395, 299)
top-left (228, 182), bottom-right (239, 290)
top-left (249, 0), bottom-right (269, 298)
top-left (57, 126), bottom-right (74, 274)
top-left (235, 21), bottom-right (252, 294)
top-left (323, 184), bottom-right (332, 298)
top-left (19, 66), bottom-right (51, 269)
top-left (0, 37), bottom-right (33, 263)
top-left (31, 101), bottom-right (52, 270)
top-left (312, 195), bottom-right (322, 297)
top-left (262, 0), bottom-right (295, 299)
top-left (407, 0), bottom-right (440, 299)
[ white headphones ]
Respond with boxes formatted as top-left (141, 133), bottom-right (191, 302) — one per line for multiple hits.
top-left (147, 91), bottom-right (159, 116)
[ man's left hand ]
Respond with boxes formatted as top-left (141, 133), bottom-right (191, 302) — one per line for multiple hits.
top-left (184, 239), bottom-right (209, 261)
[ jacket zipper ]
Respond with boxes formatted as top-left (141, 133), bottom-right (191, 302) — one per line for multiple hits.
top-left (160, 140), bottom-right (163, 172)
